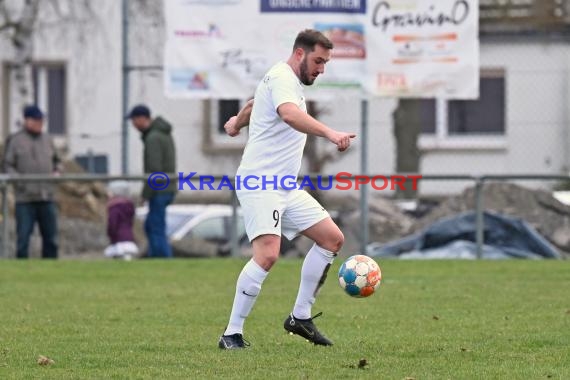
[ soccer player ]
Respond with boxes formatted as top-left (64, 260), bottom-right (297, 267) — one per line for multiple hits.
top-left (218, 29), bottom-right (355, 349)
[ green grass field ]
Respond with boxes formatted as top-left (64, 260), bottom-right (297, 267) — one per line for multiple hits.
top-left (0, 259), bottom-right (569, 379)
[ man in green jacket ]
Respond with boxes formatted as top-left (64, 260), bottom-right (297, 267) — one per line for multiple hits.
top-left (127, 104), bottom-right (177, 257)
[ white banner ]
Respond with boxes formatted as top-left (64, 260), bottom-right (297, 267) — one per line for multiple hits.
top-left (163, 0), bottom-right (479, 99)
top-left (365, 0), bottom-right (479, 98)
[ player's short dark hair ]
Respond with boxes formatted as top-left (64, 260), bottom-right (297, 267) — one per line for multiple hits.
top-left (293, 29), bottom-right (333, 53)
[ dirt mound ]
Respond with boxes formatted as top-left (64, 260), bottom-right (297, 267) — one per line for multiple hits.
top-left (55, 160), bottom-right (108, 222)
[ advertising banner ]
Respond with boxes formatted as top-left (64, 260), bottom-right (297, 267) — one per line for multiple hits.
top-left (365, 0), bottom-right (479, 98)
top-left (164, 0), bottom-right (479, 99)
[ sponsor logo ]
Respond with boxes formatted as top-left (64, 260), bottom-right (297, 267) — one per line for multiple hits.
top-left (260, 0), bottom-right (366, 14)
top-left (181, 0), bottom-right (240, 5)
top-left (316, 23), bottom-right (366, 59)
top-left (174, 23), bottom-right (223, 39)
top-left (168, 69), bottom-right (209, 91)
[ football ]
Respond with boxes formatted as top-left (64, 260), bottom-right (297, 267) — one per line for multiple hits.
top-left (338, 255), bottom-right (382, 297)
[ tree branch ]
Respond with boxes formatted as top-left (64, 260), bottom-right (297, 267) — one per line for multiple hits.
top-left (0, 0), bottom-right (13, 33)
top-left (0, 21), bottom-right (16, 33)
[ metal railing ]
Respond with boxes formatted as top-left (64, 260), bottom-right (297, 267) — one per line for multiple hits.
top-left (0, 173), bottom-right (568, 259)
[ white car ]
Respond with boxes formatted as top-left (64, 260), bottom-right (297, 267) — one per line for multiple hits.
top-left (136, 204), bottom-right (250, 257)
top-left (136, 203), bottom-right (327, 257)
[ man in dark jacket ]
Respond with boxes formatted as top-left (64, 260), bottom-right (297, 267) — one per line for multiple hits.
top-left (3, 105), bottom-right (62, 259)
top-left (127, 104), bottom-right (177, 257)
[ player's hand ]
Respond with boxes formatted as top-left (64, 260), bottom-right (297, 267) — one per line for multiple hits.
top-left (224, 116), bottom-right (241, 137)
top-left (328, 131), bottom-right (356, 152)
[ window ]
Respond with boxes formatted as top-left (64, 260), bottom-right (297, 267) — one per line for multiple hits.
top-left (418, 99), bottom-right (436, 134)
top-left (217, 99), bottom-right (241, 134)
top-left (32, 64), bottom-right (67, 135)
top-left (448, 74), bottom-right (505, 135)
top-left (420, 69), bottom-right (506, 149)
top-left (186, 217), bottom-right (227, 242)
top-left (165, 213), bottom-right (198, 236)
top-left (3, 62), bottom-right (67, 137)
top-left (202, 98), bottom-right (248, 153)
top-left (74, 153), bottom-right (108, 174)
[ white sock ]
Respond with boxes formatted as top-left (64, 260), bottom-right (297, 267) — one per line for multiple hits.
top-left (224, 259), bottom-right (268, 336)
top-left (292, 244), bottom-right (335, 320)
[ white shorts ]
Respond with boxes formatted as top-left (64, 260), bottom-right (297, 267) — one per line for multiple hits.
top-left (237, 189), bottom-right (329, 241)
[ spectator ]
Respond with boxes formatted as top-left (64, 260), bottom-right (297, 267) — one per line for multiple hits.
top-left (126, 104), bottom-right (177, 258)
top-left (104, 181), bottom-right (138, 261)
top-left (3, 105), bottom-right (62, 259)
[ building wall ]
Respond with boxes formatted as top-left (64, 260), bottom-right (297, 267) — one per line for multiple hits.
top-left (1, 2), bottom-right (568, 197)
top-left (0, 0), bottom-right (123, 174)
top-left (418, 41), bottom-right (570, 194)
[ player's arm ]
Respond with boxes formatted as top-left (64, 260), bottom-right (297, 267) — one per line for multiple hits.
top-left (224, 99), bottom-right (254, 137)
top-left (277, 102), bottom-right (356, 152)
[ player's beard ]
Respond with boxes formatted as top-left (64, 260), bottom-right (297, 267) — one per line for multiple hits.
top-left (299, 56), bottom-right (315, 86)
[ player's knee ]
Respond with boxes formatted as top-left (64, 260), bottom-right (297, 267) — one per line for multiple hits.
top-left (261, 245), bottom-right (280, 263)
top-left (266, 252), bottom-right (279, 266)
top-left (256, 250), bottom-right (279, 269)
top-left (253, 235), bottom-right (281, 269)
top-left (332, 230), bottom-right (345, 252)
top-left (323, 230), bottom-right (344, 253)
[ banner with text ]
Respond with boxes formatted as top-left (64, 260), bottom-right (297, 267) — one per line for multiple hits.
top-left (164, 0), bottom-right (479, 99)
top-left (365, 0), bottom-right (479, 98)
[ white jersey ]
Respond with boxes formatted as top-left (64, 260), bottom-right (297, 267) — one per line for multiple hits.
top-left (237, 62), bottom-right (307, 186)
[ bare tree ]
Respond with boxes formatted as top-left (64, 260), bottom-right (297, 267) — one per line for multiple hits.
top-left (0, 0), bottom-right (101, 117)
